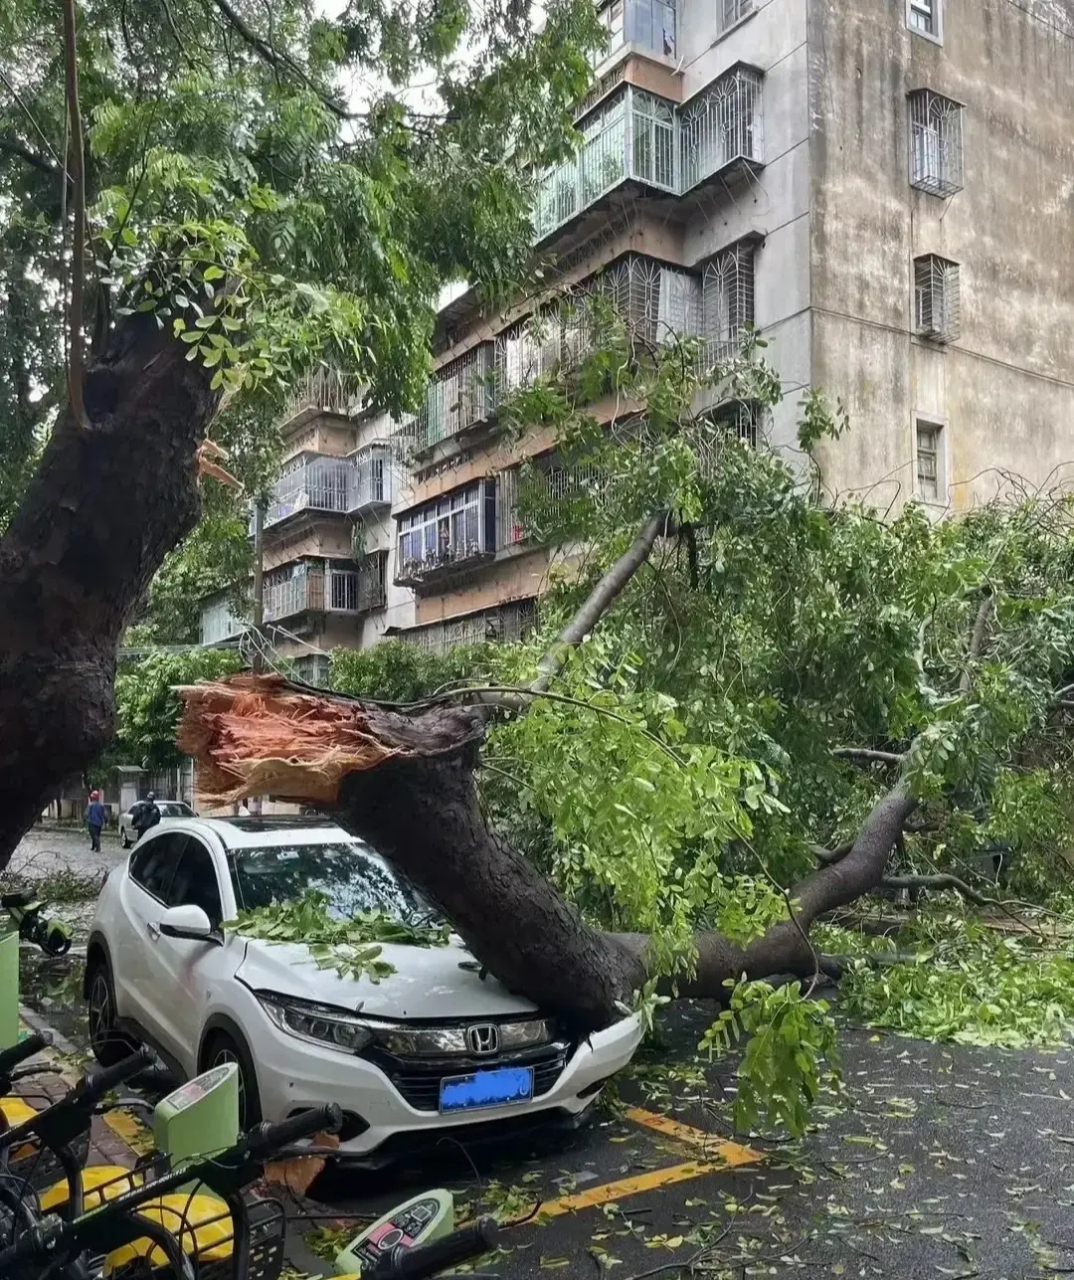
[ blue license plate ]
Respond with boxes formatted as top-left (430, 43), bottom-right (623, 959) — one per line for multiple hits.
top-left (439, 1066), bottom-right (534, 1113)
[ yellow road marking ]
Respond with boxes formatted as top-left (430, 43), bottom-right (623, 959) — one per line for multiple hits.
top-left (103, 1108), bottom-right (155, 1156)
top-left (625, 1107), bottom-right (760, 1167)
top-left (538, 1160), bottom-right (718, 1219)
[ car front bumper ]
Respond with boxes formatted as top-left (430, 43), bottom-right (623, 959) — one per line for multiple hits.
top-left (249, 1008), bottom-right (643, 1162)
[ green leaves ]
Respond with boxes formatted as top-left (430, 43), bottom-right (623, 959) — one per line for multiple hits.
top-left (226, 889), bottom-right (451, 985)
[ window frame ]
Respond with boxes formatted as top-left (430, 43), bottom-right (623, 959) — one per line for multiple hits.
top-left (907, 0), bottom-right (943, 44)
top-left (914, 418), bottom-right (947, 506)
top-left (128, 831), bottom-right (185, 904)
top-left (165, 834), bottom-right (226, 930)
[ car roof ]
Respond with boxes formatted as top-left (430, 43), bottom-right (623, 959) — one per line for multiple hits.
top-left (174, 814), bottom-right (356, 850)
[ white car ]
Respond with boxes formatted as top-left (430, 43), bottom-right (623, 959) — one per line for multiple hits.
top-left (84, 816), bottom-right (641, 1166)
top-left (118, 800), bottom-right (195, 848)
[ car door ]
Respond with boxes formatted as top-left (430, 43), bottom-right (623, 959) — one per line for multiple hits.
top-left (114, 830), bottom-right (186, 1037)
top-left (142, 833), bottom-right (231, 1075)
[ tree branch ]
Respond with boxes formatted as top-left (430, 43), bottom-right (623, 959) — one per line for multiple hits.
top-left (832, 748), bottom-right (906, 765)
top-left (209, 0), bottom-right (354, 119)
top-left (473, 512), bottom-right (669, 714)
top-left (959, 592), bottom-right (994, 696)
top-left (62, 0), bottom-right (89, 430)
top-left (881, 872), bottom-right (992, 906)
top-left (0, 137), bottom-right (60, 177)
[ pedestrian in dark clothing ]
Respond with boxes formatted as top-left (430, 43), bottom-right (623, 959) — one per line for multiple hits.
top-left (130, 791), bottom-right (161, 840)
top-left (86, 790), bottom-right (107, 853)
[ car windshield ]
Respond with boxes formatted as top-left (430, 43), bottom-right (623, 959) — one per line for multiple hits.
top-left (227, 840), bottom-right (436, 925)
top-left (162, 803), bottom-right (193, 816)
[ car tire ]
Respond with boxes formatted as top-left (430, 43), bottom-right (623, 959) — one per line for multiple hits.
top-left (86, 953), bottom-right (137, 1066)
top-left (201, 1029), bottom-right (263, 1131)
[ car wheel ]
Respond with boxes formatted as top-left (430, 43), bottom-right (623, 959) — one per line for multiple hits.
top-left (86, 954), bottom-right (137, 1066)
top-left (121, 828), bottom-right (131, 849)
top-left (202, 1030), bottom-right (262, 1131)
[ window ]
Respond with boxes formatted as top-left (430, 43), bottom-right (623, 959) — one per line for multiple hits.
top-left (908, 90), bottom-right (963, 197)
top-left (914, 255), bottom-right (961, 342)
top-left (167, 837), bottom-right (224, 929)
top-left (717, 0), bottom-right (753, 35)
top-left (714, 400), bottom-right (766, 449)
top-left (916, 421), bottom-right (944, 503)
top-left (908, 0), bottom-right (942, 41)
top-left (396, 481), bottom-right (497, 580)
top-left (129, 832), bottom-right (184, 902)
top-left (700, 241), bottom-right (757, 364)
top-left (681, 65), bottom-right (764, 190)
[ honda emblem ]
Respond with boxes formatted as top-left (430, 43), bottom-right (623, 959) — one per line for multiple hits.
top-left (465, 1023), bottom-right (500, 1055)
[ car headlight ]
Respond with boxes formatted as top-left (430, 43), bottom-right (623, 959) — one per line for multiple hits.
top-left (256, 992), bottom-right (374, 1054)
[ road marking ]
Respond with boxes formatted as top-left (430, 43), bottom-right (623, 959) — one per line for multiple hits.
top-left (538, 1160), bottom-right (721, 1219)
top-left (625, 1107), bottom-right (760, 1167)
top-left (103, 1107), bottom-right (155, 1156)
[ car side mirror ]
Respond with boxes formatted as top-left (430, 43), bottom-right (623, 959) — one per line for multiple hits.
top-left (159, 904), bottom-right (215, 941)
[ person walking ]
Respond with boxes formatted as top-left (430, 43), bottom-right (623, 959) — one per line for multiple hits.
top-left (86, 790), bottom-right (107, 853)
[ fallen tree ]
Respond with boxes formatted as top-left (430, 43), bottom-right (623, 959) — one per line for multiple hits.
top-left (181, 665), bottom-right (917, 1032)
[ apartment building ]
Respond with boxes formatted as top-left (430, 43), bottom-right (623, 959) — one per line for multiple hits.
top-left (201, 0), bottom-right (1074, 660)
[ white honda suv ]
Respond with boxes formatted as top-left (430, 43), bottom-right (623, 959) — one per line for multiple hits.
top-left (84, 815), bottom-right (641, 1165)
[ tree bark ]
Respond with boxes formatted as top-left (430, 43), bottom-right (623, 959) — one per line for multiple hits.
top-left (178, 675), bottom-right (917, 1032)
top-left (0, 314), bottom-right (220, 864)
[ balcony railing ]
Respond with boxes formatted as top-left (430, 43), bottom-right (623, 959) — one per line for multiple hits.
top-left (285, 367), bottom-right (363, 420)
top-left (396, 481), bottom-right (497, 587)
top-left (200, 595), bottom-right (247, 646)
top-left (534, 87), bottom-right (677, 239)
top-left (533, 69), bottom-right (763, 242)
top-left (417, 343), bottom-right (497, 451)
top-left (349, 444), bottom-right (392, 511)
top-left (263, 560), bottom-right (381, 622)
top-left (264, 456), bottom-right (354, 528)
top-left (592, 0), bottom-right (677, 66)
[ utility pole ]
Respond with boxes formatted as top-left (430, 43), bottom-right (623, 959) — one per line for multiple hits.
top-left (249, 499), bottom-right (265, 816)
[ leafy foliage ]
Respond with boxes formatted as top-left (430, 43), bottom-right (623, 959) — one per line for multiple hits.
top-left (328, 639), bottom-right (492, 703)
top-left (114, 649), bottom-right (242, 770)
top-left (226, 889), bottom-right (450, 984)
top-left (701, 980), bottom-right (839, 1137)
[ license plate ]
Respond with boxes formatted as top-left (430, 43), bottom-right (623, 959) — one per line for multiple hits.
top-left (439, 1066), bottom-right (534, 1113)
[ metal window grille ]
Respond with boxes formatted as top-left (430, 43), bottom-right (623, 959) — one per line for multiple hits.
top-left (265, 456), bottom-right (354, 528)
top-left (293, 654), bottom-right (331, 686)
top-left (916, 422), bottom-right (942, 501)
top-left (909, 90), bottom-right (963, 196)
top-left (264, 562), bottom-right (323, 621)
top-left (496, 311), bottom-right (568, 392)
top-left (498, 467), bottom-right (525, 547)
top-left (418, 343), bottom-right (496, 449)
top-left (717, 0), bottom-right (753, 34)
top-left (400, 599), bottom-right (538, 653)
top-left (200, 595), bottom-right (247, 645)
top-left (914, 255), bottom-right (960, 342)
top-left (700, 242), bottom-right (756, 364)
top-left (351, 444), bottom-right (392, 509)
top-left (286, 367), bottom-right (362, 419)
top-left (397, 481), bottom-right (493, 579)
top-left (534, 87), bottom-right (677, 239)
top-left (909, 0), bottom-right (938, 36)
top-left (593, 0), bottom-right (676, 64)
top-left (356, 551), bottom-right (388, 611)
top-left (681, 66), bottom-right (763, 190)
top-left (714, 399), bottom-right (766, 449)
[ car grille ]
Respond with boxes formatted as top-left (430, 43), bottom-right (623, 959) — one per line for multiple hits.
top-left (366, 1040), bottom-right (571, 1113)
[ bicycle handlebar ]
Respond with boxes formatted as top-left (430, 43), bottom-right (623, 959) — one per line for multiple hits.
top-left (366, 1219), bottom-right (500, 1280)
top-left (78, 1046), bottom-right (156, 1104)
top-left (245, 1103), bottom-right (342, 1159)
top-left (0, 1031), bottom-right (51, 1079)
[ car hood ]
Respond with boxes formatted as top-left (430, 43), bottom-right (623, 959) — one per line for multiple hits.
top-left (234, 936), bottom-right (540, 1020)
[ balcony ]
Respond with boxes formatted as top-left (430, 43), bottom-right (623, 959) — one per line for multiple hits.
top-left (592, 0), bottom-right (678, 66)
top-left (417, 343), bottom-right (497, 452)
top-left (263, 559), bottom-right (383, 623)
top-left (534, 87), bottom-right (677, 240)
top-left (396, 481), bottom-right (497, 589)
top-left (532, 68), bottom-right (764, 242)
top-left (349, 444), bottom-right (393, 513)
top-left (498, 458), bottom-right (602, 549)
top-left (264, 456), bottom-right (354, 529)
top-left (200, 593), bottom-right (247, 646)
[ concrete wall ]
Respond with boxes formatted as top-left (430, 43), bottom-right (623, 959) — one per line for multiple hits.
top-left (809, 0), bottom-right (1074, 508)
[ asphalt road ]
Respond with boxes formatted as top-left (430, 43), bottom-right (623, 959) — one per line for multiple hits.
top-left (5, 824), bottom-right (126, 882)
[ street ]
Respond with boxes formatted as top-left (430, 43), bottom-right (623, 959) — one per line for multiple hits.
top-left (5, 824), bottom-right (126, 883)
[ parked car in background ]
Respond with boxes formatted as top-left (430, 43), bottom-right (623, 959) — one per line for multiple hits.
top-left (117, 800), bottom-right (195, 848)
top-left (84, 815), bottom-right (641, 1167)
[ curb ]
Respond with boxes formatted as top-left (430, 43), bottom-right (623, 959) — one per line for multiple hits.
top-left (19, 1002), bottom-right (80, 1058)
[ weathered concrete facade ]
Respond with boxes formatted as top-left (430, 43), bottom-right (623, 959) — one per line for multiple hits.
top-left (810, 0), bottom-right (1074, 508)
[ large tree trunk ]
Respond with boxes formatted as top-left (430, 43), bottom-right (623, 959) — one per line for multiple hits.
top-left (0, 314), bottom-right (220, 863)
top-left (179, 675), bottom-right (916, 1032)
